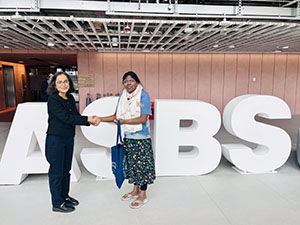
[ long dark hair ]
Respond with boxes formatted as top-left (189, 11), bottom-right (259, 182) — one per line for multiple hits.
top-left (122, 71), bottom-right (141, 84)
top-left (46, 71), bottom-right (75, 95)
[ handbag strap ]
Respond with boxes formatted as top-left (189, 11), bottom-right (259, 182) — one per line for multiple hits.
top-left (116, 120), bottom-right (123, 144)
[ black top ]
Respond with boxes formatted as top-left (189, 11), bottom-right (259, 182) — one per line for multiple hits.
top-left (47, 93), bottom-right (89, 137)
top-left (41, 79), bottom-right (49, 102)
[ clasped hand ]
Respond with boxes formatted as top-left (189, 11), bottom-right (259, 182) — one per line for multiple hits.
top-left (88, 116), bottom-right (101, 126)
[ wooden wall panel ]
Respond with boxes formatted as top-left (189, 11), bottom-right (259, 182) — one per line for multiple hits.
top-left (261, 54), bottom-right (275, 95)
top-left (273, 54), bottom-right (287, 99)
top-left (77, 51), bottom-right (90, 113)
top-left (248, 54), bottom-right (262, 94)
top-left (89, 51), bottom-right (104, 99)
top-left (211, 54), bottom-right (225, 113)
top-left (145, 54), bottom-right (159, 100)
top-left (236, 54), bottom-right (250, 96)
top-left (158, 54), bottom-right (172, 99)
top-left (294, 56), bottom-right (300, 114)
top-left (14, 65), bottom-right (24, 104)
top-left (77, 52), bottom-right (300, 115)
top-left (172, 54), bottom-right (185, 99)
top-left (223, 54), bottom-right (237, 108)
top-left (117, 53), bottom-right (131, 94)
top-left (103, 53), bottom-right (118, 96)
top-left (185, 54), bottom-right (198, 99)
top-left (198, 54), bottom-right (211, 102)
top-left (284, 54), bottom-right (298, 114)
top-left (0, 61), bottom-right (27, 110)
top-left (131, 53), bottom-right (145, 88)
top-left (13, 66), bottom-right (21, 104)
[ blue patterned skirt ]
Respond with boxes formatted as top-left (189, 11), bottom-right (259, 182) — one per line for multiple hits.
top-left (123, 138), bottom-right (156, 186)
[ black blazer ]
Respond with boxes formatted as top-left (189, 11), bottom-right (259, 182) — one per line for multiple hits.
top-left (47, 93), bottom-right (89, 137)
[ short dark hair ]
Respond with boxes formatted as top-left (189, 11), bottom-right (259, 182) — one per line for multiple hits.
top-left (122, 71), bottom-right (140, 84)
top-left (46, 71), bottom-right (75, 95)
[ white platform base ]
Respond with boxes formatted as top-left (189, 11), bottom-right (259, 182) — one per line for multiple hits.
top-left (96, 176), bottom-right (113, 181)
top-left (232, 166), bottom-right (277, 175)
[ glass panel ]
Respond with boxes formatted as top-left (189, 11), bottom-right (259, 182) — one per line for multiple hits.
top-left (3, 65), bottom-right (16, 108)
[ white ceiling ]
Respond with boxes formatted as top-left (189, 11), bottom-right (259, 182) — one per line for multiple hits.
top-left (0, 0), bottom-right (300, 53)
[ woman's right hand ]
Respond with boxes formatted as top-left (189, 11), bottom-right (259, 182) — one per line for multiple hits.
top-left (88, 116), bottom-right (101, 126)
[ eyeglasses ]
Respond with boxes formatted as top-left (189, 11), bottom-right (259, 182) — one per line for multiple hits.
top-left (123, 79), bottom-right (136, 84)
top-left (56, 80), bottom-right (69, 85)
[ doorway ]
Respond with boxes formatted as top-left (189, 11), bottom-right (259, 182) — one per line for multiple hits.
top-left (3, 65), bottom-right (16, 108)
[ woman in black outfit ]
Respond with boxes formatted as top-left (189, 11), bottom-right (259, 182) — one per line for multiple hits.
top-left (46, 72), bottom-right (100, 213)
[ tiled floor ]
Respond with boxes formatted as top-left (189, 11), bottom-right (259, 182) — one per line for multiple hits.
top-left (1, 117), bottom-right (300, 225)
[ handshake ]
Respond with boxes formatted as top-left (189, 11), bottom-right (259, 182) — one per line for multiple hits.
top-left (88, 116), bottom-right (101, 126)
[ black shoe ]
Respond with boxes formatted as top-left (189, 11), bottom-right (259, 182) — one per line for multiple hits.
top-left (52, 202), bottom-right (75, 213)
top-left (65, 196), bottom-right (79, 206)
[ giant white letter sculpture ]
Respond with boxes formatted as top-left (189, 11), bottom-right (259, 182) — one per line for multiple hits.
top-left (154, 100), bottom-right (222, 176)
top-left (80, 96), bottom-right (118, 179)
top-left (0, 95), bottom-right (294, 184)
top-left (0, 103), bottom-right (81, 184)
top-left (222, 95), bottom-right (292, 173)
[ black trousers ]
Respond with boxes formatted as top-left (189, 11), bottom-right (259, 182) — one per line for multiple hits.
top-left (45, 135), bottom-right (74, 207)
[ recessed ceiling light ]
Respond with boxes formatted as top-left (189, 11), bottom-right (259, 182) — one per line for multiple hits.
top-left (112, 37), bottom-right (118, 47)
top-left (184, 27), bottom-right (193, 33)
top-left (282, 46), bottom-right (289, 49)
top-left (213, 44), bottom-right (219, 48)
top-left (47, 42), bottom-right (55, 47)
top-left (18, 61), bottom-right (24, 64)
top-left (228, 45), bottom-right (235, 48)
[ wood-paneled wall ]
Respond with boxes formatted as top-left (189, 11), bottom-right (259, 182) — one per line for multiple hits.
top-left (78, 52), bottom-right (300, 115)
top-left (0, 61), bottom-right (29, 110)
